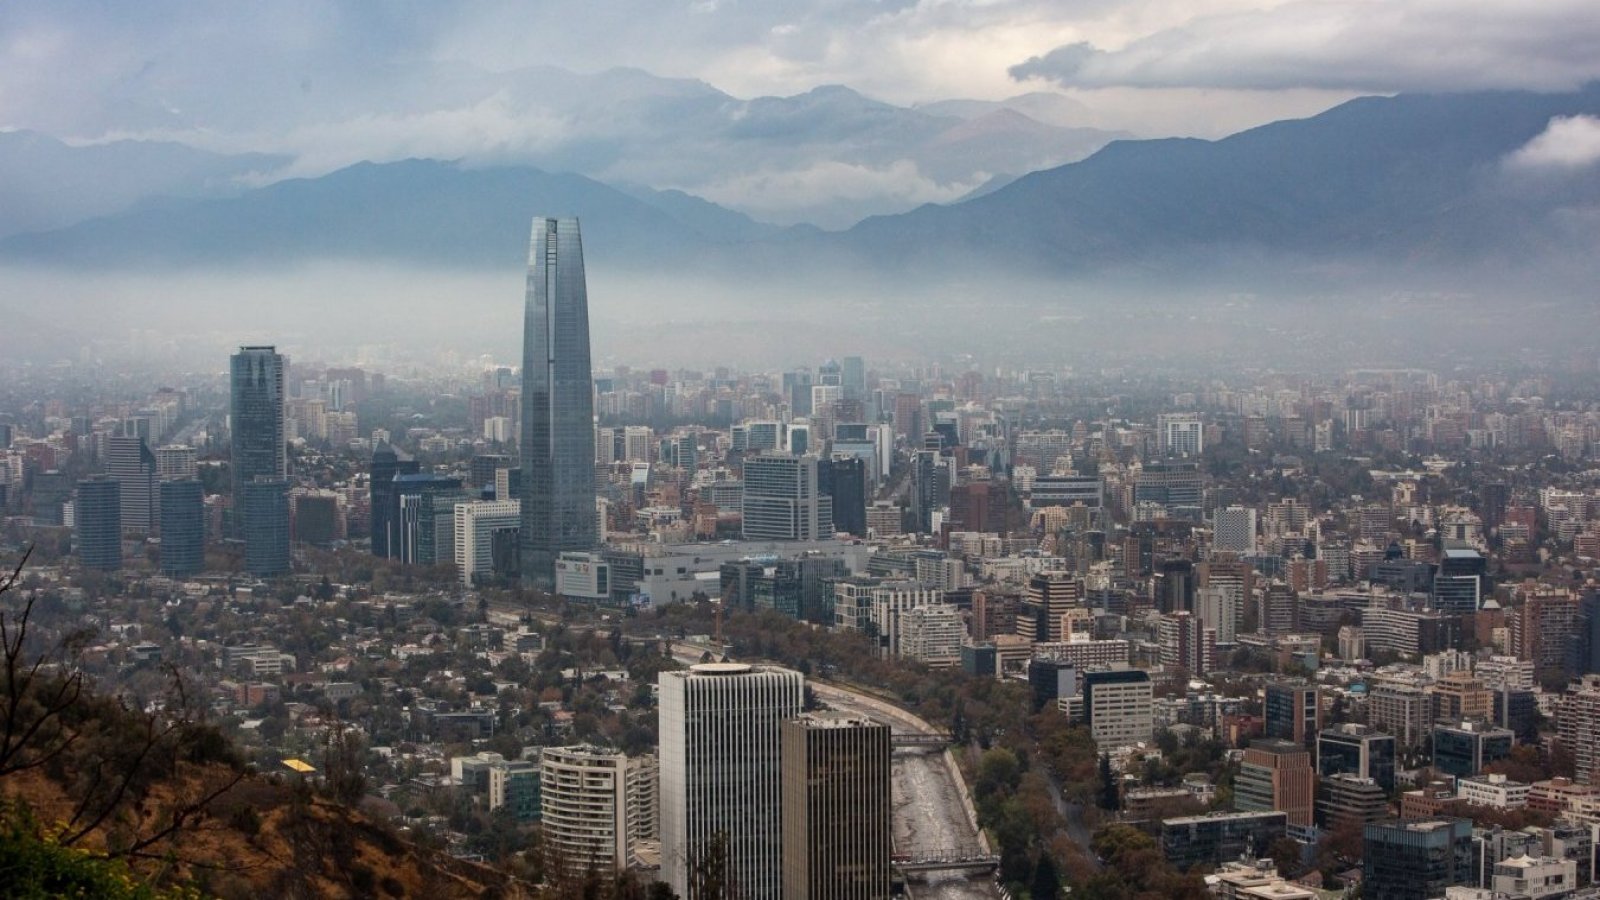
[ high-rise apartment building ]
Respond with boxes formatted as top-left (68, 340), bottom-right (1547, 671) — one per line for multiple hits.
top-left (520, 217), bottom-right (598, 588)
top-left (1026, 571), bottom-right (1084, 643)
top-left (230, 346), bottom-right (286, 537)
top-left (896, 604), bottom-right (964, 666)
top-left (158, 479), bottom-right (205, 576)
top-left (1260, 582), bottom-right (1300, 636)
top-left (1369, 683), bottom-right (1430, 748)
top-left (742, 452), bottom-right (833, 541)
top-left (76, 476), bottom-right (121, 570)
top-left (1558, 675), bottom-right (1600, 785)
top-left (780, 713), bottom-right (892, 900)
top-left (1512, 587), bottom-right (1579, 680)
top-left (659, 663), bottom-right (803, 899)
top-left (540, 744), bottom-right (646, 873)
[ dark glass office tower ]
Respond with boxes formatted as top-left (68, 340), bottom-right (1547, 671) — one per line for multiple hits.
top-left (230, 347), bottom-right (286, 537)
top-left (370, 443), bottom-right (419, 559)
top-left (520, 217), bottom-right (597, 587)
top-left (76, 476), bottom-right (122, 570)
top-left (241, 479), bottom-right (290, 577)
top-left (159, 479), bottom-right (205, 576)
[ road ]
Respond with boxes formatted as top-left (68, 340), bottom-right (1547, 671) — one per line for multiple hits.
top-left (1040, 770), bottom-right (1100, 871)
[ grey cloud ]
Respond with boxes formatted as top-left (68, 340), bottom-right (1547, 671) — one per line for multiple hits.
top-left (1008, 0), bottom-right (1600, 93)
top-left (1009, 43), bottom-right (1103, 84)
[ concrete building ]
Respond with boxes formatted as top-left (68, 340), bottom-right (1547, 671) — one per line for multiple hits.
top-left (1370, 683), bottom-right (1431, 748)
top-left (1159, 413), bottom-right (1205, 457)
top-left (1159, 611), bottom-right (1217, 676)
top-left (1491, 855), bottom-right (1577, 900)
top-left (780, 714), bottom-right (892, 900)
top-left (896, 604), bottom-right (964, 667)
top-left (1026, 571), bottom-right (1085, 643)
top-left (1456, 773), bottom-right (1530, 810)
top-left (1082, 667), bottom-right (1154, 749)
top-left (1234, 739), bottom-right (1316, 827)
top-left (1033, 639), bottom-right (1133, 670)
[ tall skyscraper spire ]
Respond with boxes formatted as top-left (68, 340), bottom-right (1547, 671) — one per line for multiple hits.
top-left (230, 346), bottom-right (286, 538)
top-left (521, 217), bottom-right (597, 587)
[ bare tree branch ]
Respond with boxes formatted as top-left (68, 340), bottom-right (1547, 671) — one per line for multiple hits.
top-left (115, 767), bottom-right (249, 860)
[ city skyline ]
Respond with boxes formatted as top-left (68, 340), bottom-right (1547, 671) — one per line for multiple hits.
top-left (3, 4), bottom-right (1600, 893)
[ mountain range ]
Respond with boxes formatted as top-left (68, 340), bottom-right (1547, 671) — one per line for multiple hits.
top-left (4, 84), bottom-right (1599, 286)
top-left (1, 67), bottom-right (1129, 231)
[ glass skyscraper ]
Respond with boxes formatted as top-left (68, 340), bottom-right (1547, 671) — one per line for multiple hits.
top-left (76, 476), bottom-right (122, 571)
top-left (158, 479), bottom-right (205, 576)
top-left (520, 217), bottom-right (597, 587)
top-left (230, 346), bottom-right (286, 537)
top-left (241, 478), bottom-right (290, 578)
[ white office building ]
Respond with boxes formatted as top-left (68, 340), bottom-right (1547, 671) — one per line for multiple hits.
top-left (659, 663), bottom-right (803, 900)
top-left (453, 499), bottom-right (520, 586)
top-left (741, 452), bottom-right (833, 541)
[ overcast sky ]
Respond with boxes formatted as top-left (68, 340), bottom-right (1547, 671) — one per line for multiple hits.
top-left (6, 0), bottom-right (1597, 138)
